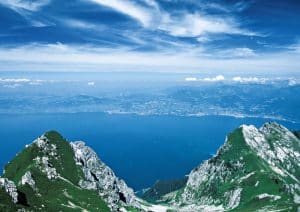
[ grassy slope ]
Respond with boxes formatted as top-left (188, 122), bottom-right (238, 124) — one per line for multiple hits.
top-left (1, 131), bottom-right (110, 211)
top-left (17, 166), bottom-right (110, 211)
top-left (225, 129), bottom-right (294, 210)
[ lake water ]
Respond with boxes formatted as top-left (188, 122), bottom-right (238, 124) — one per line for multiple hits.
top-left (0, 113), bottom-right (299, 191)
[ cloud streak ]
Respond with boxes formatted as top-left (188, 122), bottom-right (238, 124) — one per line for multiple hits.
top-left (91, 0), bottom-right (152, 27)
top-left (0, 0), bottom-right (50, 11)
top-left (0, 78), bottom-right (30, 83)
top-left (1, 43), bottom-right (300, 73)
top-left (159, 14), bottom-right (255, 37)
top-left (89, 0), bottom-right (256, 38)
top-left (0, 0), bottom-right (54, 28)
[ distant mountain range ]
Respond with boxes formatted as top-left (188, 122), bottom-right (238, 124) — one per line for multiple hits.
top-left (1, 122), bottom-right (299, 211)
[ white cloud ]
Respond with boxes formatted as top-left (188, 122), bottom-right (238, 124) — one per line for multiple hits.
top-left (0, 78), bottom-right (46, 87)
top-left (233, 48), bottom-right (255, 57)
top-left (197, 36), bottom-right (211, 43)
top-left (215, 48), bottom-right (256, 58)
top-left (159, 14), bottom-right (254, 37)
top-left (232, 48), bottom-right (256, 57)
top-left (203, 75), bottom-right (225, 82)
top-left (89, 0), bottom-right (255, 37)
top-left (0, 0), bottom-right (53, 27)
top-left (189, 1), bottom-right (252, 13)
top-left (63, 19), bottom-right (99, 30)
top-left (0, 0), bottom-right (50, 11)
top-left (0, 43), bottom-right (300, 73)
top-left (185, 75), bottom-right (225, 82)
top-left (90, 0), bottom-right (152, 27)
top-left (288, 79), bottom-right (300, 86)
top-left (87, 82), bottom-right (95, 86)
top-left (185, 77), bottom-right (197, 81)
top-left (232, 76), bottom-right (267, 84)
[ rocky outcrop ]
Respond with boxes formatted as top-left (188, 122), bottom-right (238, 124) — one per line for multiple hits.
top-left (226, 187), bottom-right (242, 209)
top-left (33, 135), bottom-right (59, 180)
top-left (34, 156), bottom-right (58, 180)
top-left (20, 171), bottom-right (37, 191)
top-left (0, 177), bottom-right (18, 203)
top-left (242, 122), bottom-right (300, 182)
top-left (70, 141), bottom-right (139, 211)
top-left (34, 135), bottom-right (57, 157)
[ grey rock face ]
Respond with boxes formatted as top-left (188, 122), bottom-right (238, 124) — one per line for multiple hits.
top-left (33, 135), bottom-right (59, 180)
top-left (20, 171), bottom-right (37, 191)
top-left (0, 177), bottom-right (18, 203)
top-left (70, 141), bottom-right (139, 211)
top-left (34, 135), bottom-right (57, 157)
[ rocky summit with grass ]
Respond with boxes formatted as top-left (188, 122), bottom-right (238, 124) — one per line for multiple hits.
top-left (1, 122), bottom-right (299, 211)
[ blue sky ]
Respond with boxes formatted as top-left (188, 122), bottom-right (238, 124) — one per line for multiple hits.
top-left (0, 0), bottom-right (300, 73)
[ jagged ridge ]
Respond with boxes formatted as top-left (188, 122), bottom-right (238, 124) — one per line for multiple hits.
top-left (0, 131), bottom-right (140, 211)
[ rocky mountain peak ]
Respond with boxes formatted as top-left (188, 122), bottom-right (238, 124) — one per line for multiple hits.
top-left (176, 122), bottom-right (300, 211)
top-left (70, 141), bottom-right (139, 211)
top-left (0, 131), bottom-right (141, 211)
top-left (242, 122), bottom-right (300, 182)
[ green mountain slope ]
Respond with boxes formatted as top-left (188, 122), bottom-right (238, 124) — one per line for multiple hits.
top-left (167, 122), bottom-right (300, 211)
top-left (0, 131), bottom-right (140, 211)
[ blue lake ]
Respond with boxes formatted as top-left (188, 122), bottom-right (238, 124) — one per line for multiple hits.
top-left (0, 113), bottom-right (299, 191)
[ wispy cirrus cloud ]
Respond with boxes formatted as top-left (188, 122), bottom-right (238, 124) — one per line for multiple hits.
top-left (0, 0), bottom-right (53, 27)
top-left (63, 19), bottom-right (106, 31)
top-left (287, 41), bottom-right (300, 53)
top-left (185, 0), bottom-right (253, 13)
top-left (0, 0), bottom-right (50, 12)
top-left (90, 0), bottom-right (153, 27)
top-left (159, 14), bottom-right (255, 37)
top-left (89, 0), bottom-right (256, 38)
top-left (213, 48), bottom-right (256, 58)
